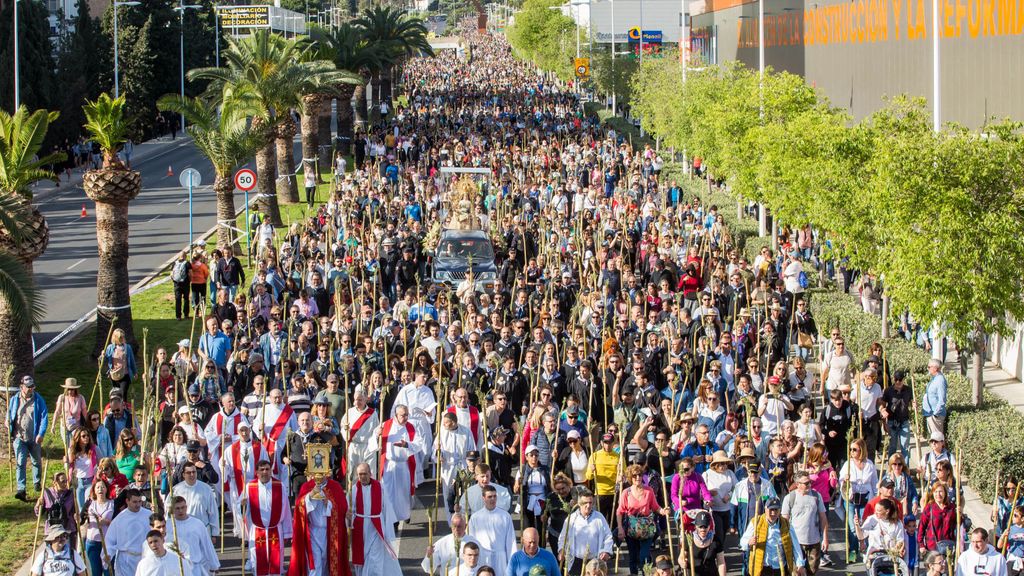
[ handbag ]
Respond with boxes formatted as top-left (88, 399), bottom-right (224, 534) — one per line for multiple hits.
top-left (797, 331), bottom-right (814, 350)
top-left (625, 513), bottom-right (658, 540)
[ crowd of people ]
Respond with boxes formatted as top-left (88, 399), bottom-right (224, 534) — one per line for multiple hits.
top-left (10, 20), bottom-right (1007, 576)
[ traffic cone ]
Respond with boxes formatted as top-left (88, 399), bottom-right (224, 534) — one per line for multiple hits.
top-left (80, 204), bottom-right (87, 217)
top-left (167, 165), bottom-right (174, 177)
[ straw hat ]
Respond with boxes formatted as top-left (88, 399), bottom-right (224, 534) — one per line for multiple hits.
top-left (62, 378), bottom-right (80, 389)
top-left (710, 450), bottom-right (733, 466)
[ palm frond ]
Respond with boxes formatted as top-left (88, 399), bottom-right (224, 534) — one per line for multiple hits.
top-left (0, 250), bottom-right (46, 333)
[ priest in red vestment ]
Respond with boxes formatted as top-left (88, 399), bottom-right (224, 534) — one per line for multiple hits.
top-left (288, 475), bottom-right (350, 576)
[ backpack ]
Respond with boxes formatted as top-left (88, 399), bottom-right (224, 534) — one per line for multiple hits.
top-left (798, 270), bottom-right (809, 289)
top-left (171, 259), bottom-right (189, 283)
top-left (43, 490), bottom-right (70, 528)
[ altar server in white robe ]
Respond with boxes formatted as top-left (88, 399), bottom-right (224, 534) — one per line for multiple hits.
top-left (167, 461), bottom-right (220, 538)
top-left (378, 404), bottom-right (427, 523)
top-left (168, 495), bottom-right (221, 576)
top-left (435, 412), bottom-right (477, 508)
top-left (251, 387), bottom-right (298, 493)
top-left (466, 485), bottom-right (517, 576)
top-left (136, 530), bottom-right (194, 576)
top-left (106, 489), bottom-right (151, 576)
top-left (393, 372), bottom-right (436, 485)
top-left (421, 512), bottom-right (479, 575)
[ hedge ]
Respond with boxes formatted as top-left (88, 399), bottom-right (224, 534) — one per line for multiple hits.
top-left (807, 287), bottom-right (1024, 500)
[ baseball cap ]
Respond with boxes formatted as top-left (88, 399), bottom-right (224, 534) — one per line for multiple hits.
top-left (765, 497), bottom-right (782, 510)
top-left (466, 450), bottom-right (480, 461)
top-left (567, 430), bottom-right (581, 440)
top-left (20, 375), bottom-right (35, 388)
top-left (186, 440), bottom-right (201, 452)
top-left (692, 510), bottom-right (712, 528)
top-left (566, 405), bottom-right (579, 415)
top-left (880, 479), bottom-right (896, 489)
top-left (524, 445), bottom-right (540, 455)
top-left (177, 339), bottom-right (190, 348)
top-left (930, 431), bottom-right (946, 442)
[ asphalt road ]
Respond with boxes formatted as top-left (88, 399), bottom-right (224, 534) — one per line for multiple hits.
top-left (30, 135), bottom-right (273, 348)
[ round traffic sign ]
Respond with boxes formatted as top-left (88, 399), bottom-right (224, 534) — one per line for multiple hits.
top-left (179, 167), bottom-right (202, 189)
top-left (234, 168), bottom-right (257, 191)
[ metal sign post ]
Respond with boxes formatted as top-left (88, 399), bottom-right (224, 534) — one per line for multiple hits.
top-left (234, 168), bottom-right (258, 255)
top-left (180, 168), bottom-right (202, 246)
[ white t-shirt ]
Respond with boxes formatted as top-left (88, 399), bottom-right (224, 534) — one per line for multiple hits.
top-left (702, 469), bottom-right (738, 512)
top-left (783, 260), bottom-right (805, 293)
top-left (32, 546), bottom-right (86, 576)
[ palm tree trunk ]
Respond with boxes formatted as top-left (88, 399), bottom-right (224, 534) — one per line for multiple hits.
top-left (381, 66), bottom-right (393, 107)
top-left (275, 122), bottom-right (299, 205)
top-left (93, 201), bottom-right (136, 357)
top-left (215, 175), bottom-right (238, 251)
top-left (300, 94), bottom-right (320, 185)
top-left (84, 169), bottom-right (140, 357)
top-left (354, 82), bottom-right (368, 130)
top-left (337, 85), bottom-right (356, 156)
top-left (0, 206), bottom-right (48, 378)
top-left (255, 141), bottom-right (283, 227)
top-left (370, 72), bottom-right (381, 123)
top-left (0, 268), bottom-right (37, 379)
top-left (317, 99), bottom-right (333, 173)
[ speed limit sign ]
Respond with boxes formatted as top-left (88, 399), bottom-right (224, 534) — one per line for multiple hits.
top-left (234, 168), bottom-right (257, 191)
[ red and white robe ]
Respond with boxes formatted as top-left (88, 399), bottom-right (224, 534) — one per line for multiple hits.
top-left (244, 479), bottom-right (292, 576)
top-left (204, 409), bottom-right (247, 496)
top-left (377, 418), bottom-right (425, 523)
top-left (252, 403), bottom-right (297, 492)
top-left (226, 438), bottom-right (269, 538)
top-left (350, 480), bottom-right (401, 576)
top-left (341, 406), bottom-right (380, 481)
top-left (447, 404), bottom-right (483, 447)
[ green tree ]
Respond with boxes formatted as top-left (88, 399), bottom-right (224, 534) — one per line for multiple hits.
top-left (0, 107), bottom-right (56, 377)
top-left (355, 6), bottom-right (433, 118)
top-left (310, 23), bottom-right (381, 157)
top-left (591, 47), bottom-right (638, 110)
top-left (0, 0), bottom-right (57, 113)
top-left (51, 0), bottom-right (110, 145)
top-left (506, 0), bottom-right (579, 80)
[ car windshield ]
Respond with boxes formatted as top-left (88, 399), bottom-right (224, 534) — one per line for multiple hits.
top-left (438, 237), bottom-right (494, 260)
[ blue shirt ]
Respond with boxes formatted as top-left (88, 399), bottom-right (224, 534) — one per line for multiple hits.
top-left (922, 372), bottom-right (947, 417)
top-left (199, 331), bottom-right (232, 368)
top-left (506, 548), bottom-right (561, 576)
top-left (740, 519), bottom-right (806, 569)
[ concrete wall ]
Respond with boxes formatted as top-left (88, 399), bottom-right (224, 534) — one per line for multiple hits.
top-left (691, 0), bottom-right (1024, 126)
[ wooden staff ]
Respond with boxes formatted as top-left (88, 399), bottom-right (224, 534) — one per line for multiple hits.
top-left (5, 367), bottom-right (14, 491)
top-left (955, 445), bottom-right (963, 562)
top-left (1001, 481), bottom-right (1022, 555)
top-left (88, 317), bottom-right (118, 410)
top-left (29, 458), bottom-right (51, 556)
top-left (658, 449), bottom-right (676, 561)
top-left (170, 510), bottom-right (187, 576)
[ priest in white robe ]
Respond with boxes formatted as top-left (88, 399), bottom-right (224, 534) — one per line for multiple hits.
top-left (435, 412), bottom-right (476, 509)
top-left (464, 463), bottom-right (512, 514)
top-left (421, 512), bottom-right (479, 575)
top-left (106, 489), bottom-right (151, 576)
top-left (203, 393), bottom-right (247, 499)
top-left (251, 387), bottom-right (298, 493)
top-left (137, 530), bottom-right (194, 576)
top-left (242, 460), bottom-right (293, 575)
top-left (167, 496), bottom-right (221, 576)
top-left (167, 461), bottom-right (220, 538)
top-left (393, 372), bottom-right (436, 485)
top-left (466, 485), bottom-right (517, 576)
top-left (340, 390), bottom-right (381, 482)
top-left (447, 387), bottom-right (484, 448)
top-left (349, 463), bottom-right (403, 576)
top-left (224, 421), bottom-right (269, 538)
top-left (378, 404), bottom-right (427, 523)
top-left (446, 541), bottom-right (483, 576)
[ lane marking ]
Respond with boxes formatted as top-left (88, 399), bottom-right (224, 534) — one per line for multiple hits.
top-left (66, 258), bottom-right (85, 270)
top-left (178, 199), bottom-right (188, 205)
top-left (148, 215), bottom-right (161, 223)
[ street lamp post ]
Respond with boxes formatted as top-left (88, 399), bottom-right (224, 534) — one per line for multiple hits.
top-left (13, 0), bottom-right (19, 109)
top-left (112, 1), bottom-right (141, 98)
top-left (175, 2), bottom-right (201, 131)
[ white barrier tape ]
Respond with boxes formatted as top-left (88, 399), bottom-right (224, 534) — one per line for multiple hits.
top-left (218, 221), bottom-right (247, 234)
top-left (96, 303), bottom-right (134, 312)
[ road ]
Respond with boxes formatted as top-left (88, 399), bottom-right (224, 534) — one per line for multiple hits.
top-left (30, 135), bottom-right (283, 348)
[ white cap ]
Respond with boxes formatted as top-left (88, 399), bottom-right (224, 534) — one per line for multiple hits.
top-left (929, 431), bottom-right (946, 443)
top-left (524, 445), bottom-right (539, 455)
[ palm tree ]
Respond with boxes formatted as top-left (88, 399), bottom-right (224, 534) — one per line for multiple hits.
top-left (0, 107), bottom-right (53, 378)
top-left (355, 7), bottom-right (433, 119)
top-left (158, 93), bottom-right (261, 251)
top-left (312, 23), bottom-right (381, 157)
top-left (301, 25), bottom-right (365, 182)
top-left (82, 93), bottom-right (140, 356)
top-left (192, 31), bottom-right (357, 221)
